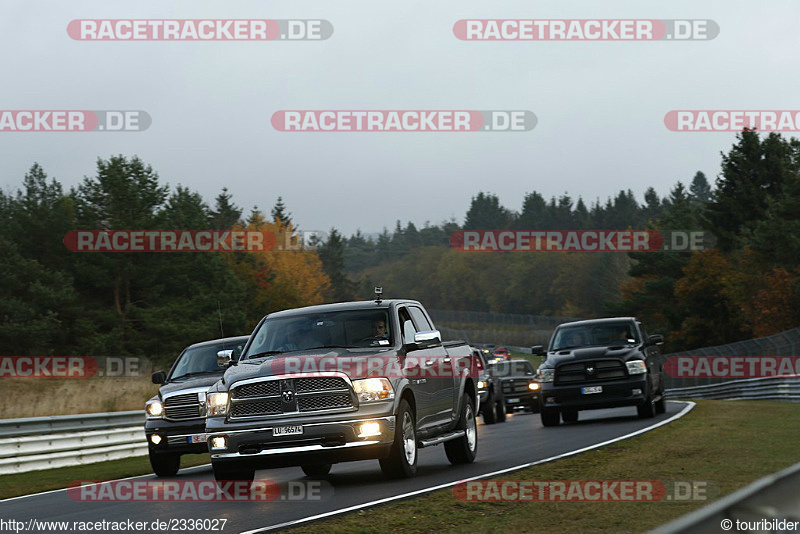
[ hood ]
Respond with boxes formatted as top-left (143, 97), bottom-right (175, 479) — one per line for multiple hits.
top-left (221, 347), bottom-right (402, 387)
top-left (159, 375), bottom-right (223, 396)
top-left (542, 346), bottom-right (643, 368)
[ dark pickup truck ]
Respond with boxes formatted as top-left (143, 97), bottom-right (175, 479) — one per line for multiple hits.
top-left (473, 347), bottom-right (506, 424)
top-left (532, 317), bottom-right (665, 427)
top-left (144, 336), bottom-right (249, 476)
top-left (206, 296), bottom-right (479, 483)
top-left (496, 359), bottom-right (540, 414)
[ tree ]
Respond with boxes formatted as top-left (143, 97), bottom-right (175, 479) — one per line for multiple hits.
top-left (463, 192), bottom-right (512, 230)
top-left (689, 171), bottom-right (712, 203)
top-left (209, 187), bottom-right (242, 230)
top-left (317, 228), bottom-right (355, 301)
top-left (271, 196), bottom-right (292, 227)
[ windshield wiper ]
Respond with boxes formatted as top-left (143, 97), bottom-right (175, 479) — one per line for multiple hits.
top-left (553, 345), bottom-right (581, 351)
top-left (169, 370), bottom-right (221, 380)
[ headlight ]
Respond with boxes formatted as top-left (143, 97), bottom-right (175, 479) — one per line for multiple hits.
top-left (537, 368), bottom-right (554, 382)
top-left (528, 381), bottom-right (540, 391)
top-left (477, 380), bottom-right (487, 390)
top-left (145, 399), bottom-right (163, 418)
top-left (626, 361), bottom-right (647, 375)
top-left (352, 378), bottom-right (394, 403)
top-left (206, 392), bottom-right (230, 416)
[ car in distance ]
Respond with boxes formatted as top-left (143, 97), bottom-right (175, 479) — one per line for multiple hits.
top-left (491, 347), bottom-right (511, 361)
top-left (144, 336), bottom-right (249, 476)
top-left (495, 359), bottom-right (540, 413)
top-left (473, 347), bottom-right (506, 424)
top-left (532, 317), bottom-right (665, 426)
top-left (206, 295), bottom-right (478, 484)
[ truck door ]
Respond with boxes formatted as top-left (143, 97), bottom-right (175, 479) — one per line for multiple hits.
top-left (408, 305), bottom-right (454, 429)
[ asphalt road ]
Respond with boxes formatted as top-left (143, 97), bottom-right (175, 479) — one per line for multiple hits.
top-left (1, 402), bottom-right (690, 533)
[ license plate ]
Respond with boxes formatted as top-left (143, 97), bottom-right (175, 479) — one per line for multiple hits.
top-left (189, 434), bottom-right (207, 444)
top-left (507, 398), bottom-right (520, 403)
top-left (273, 425), bottom-right (303, 436)
top-left (581, 386), bottom-right (603, 394)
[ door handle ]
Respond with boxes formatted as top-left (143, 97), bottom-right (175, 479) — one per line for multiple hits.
top-left (425, 360), bottom-right (434, 367)
top-left (443, 357), bottom-right (451, 363)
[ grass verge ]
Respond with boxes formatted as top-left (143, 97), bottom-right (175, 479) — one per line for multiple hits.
top-left (287, 400), bottom-right (800, 533)
top-left (0, 455), bottom-right (209, 500)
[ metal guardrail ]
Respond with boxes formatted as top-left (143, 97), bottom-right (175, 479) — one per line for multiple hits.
top-left (652, 460), bottom-right (800, 533)
top-left (0, 411), bottom-right (146, 474)
top-left (664, 375), bottom-right (800, 402)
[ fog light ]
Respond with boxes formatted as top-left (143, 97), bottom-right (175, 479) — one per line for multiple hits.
top-left (150, 434), bottom-right (162, 445)
top-left (632, 388), bottom-right (642, 395)
top-left (358, 421), bottom-right (382, 438)
top-left (210, 436), bottom-right (227, 449)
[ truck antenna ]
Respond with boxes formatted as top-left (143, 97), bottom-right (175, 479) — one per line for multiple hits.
top-left (374, 286), bottom-right (383, 304)
top-left (217, 300), bottom-right (225, 338)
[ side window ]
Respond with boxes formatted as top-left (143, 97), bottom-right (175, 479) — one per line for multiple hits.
top-left (398, 307), bottom-right (417, 345)
top-left (637, 322), bottom-right (648, 343)
top-left (408, 306), bottom-right (433, 331)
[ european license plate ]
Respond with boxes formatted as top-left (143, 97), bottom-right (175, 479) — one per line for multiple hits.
top-left (582, 386), bottom-right (603, 394)
top-left (273, 425), bottom-right (303, 436)
top-left (189, 434), bottom-right (207, 444)
top-left (507, 398), bottom-right (520, 403)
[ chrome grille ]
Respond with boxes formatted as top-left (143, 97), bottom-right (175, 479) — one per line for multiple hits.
top-left (231, 399), bottom-right (282, 418)
top-left (232, 381), bottom-right (280, 399)
top-left (298, 393), bottom-right (351, 412)
top-left (295, 377), bottom-right (348, 393)
top-left (229, 376), bottom-right (354, 419)
top-left (555, 360), bottom-right (626, 384)
top-left (163, 392), bottom-right (202, 420)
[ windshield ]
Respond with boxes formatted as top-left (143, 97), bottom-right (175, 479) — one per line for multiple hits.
top-left (493, 360), bottom-right (535, 377)
top-left (169, 339), bottom-right (247, 380)
top-left (550, 323), bottom-right (639, 351)
top-left (244, 309), bottom-right (393, 358)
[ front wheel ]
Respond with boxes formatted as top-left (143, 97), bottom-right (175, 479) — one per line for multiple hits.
top-left (445, 396), bottom-right (478, 465)
top-left (637, 392), bottom-right (657, 418)
top-left (380, 399), bottom-right (418, 478)
top-left (149, 451), bottom-right (180, 477)
top-left (495, 395), bottom-right (507, 423)
top-left (541, 408), bottom-right (560, 427)
top-left (212, 462), bottom-right (255, 489)
top-left (481, 391), bottom-right (497, 424)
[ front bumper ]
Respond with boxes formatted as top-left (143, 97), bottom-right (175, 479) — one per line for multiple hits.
top-left (539, 375), bottom-right (648, 411)
top-left (145, 418), bottom-right (208, 455)
top-left (207, 407), bottom-right (396, 469)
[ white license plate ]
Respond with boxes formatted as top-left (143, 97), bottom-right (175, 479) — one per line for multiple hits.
top-left (273, 425), bottom-right (303, 436)
top-left (507, 398), bottom-right (520, 403)
top-left (581, 386), bottom-right (603, 395)
top-left (189, 434), bottom-right (207, 444)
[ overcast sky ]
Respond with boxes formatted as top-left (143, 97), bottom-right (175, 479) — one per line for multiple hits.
top-left (1, 1), bottom-right (798, 235)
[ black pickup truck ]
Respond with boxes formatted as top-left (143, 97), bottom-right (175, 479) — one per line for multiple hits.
top-left (206, 296), bottom-right (479, 483)
top-left (473, 347), bottom-right (506, 424)
top-left (532, 317), bottom-right (665, 427)
top-left (144, 336), bottom-right (249, 476)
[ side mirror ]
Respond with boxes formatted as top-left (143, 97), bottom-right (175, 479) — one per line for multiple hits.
top-left (531, 345), bottom-right (546, 356)
top-left (217, 350), bottom-right (234, 368)
top-left (151, 371), bottom-right (166, 385)
top-left (411, 330), bottom-right (442, 350)
top-left (648, 334), bottom-right (664, 346)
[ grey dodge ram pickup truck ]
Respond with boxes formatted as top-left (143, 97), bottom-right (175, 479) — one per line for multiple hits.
top-left (206, 295), bottom-right (478, 483)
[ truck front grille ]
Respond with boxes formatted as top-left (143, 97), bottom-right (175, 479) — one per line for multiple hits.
top-left (164, 392), bottom-right (202, 420)
top-left (229, 376), bottom-right (354, 419)
top-left (502, 379), bottom-right (532, 394)
top-left (555, 360), bottom-right (626, 385)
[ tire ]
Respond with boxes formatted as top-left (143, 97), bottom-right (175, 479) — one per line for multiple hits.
top-left (482, 390), bottom-right (497, 424)
top-left (380, 399), bottom-right (418, 478)
top-left (637, 392), bottom-right (657, 418)
top-left (301, 464), bottom-right (332, 478)
top-left (541, 408), bottom-right (560, 427)
top-left (149, 451), bottom-right (180, 477)
top-left (562, 409), bottom-right (578, 423)
top-left (212, 461), bottom-right (255, 489)
top-left (529, 398), bottom-right (540, 414)
top-left (495, 396), bottom-right (507, 423)
top-left (445, 395), bottom-right (478, 465)
top-left (655, 388), bottom-right (666, 415)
